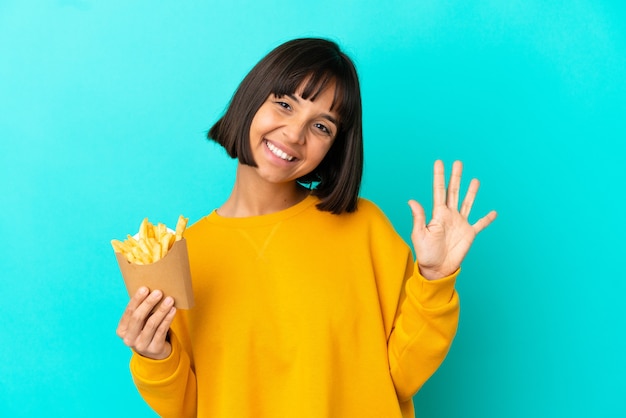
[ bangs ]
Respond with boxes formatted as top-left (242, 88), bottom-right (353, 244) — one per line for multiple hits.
top-left (271, 70), bottom-right (353, 131)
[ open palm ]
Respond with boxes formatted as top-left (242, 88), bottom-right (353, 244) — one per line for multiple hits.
top-left (409, 160), bottom-right (497, 281)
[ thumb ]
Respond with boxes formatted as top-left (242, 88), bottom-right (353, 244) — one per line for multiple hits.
top-left (408, 199), bottom-right (426, 233)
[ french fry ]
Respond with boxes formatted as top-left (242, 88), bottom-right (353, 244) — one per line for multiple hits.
top-left (138, 218), bottom-right (149, 240)
top-left (147, 222), bottom-right (155, 239)
top-left (111, 239), bottom-right (125, 253)
top-left (175, 215), bottom-right (188, 241)
top-left (155, 223), bottom-right (167, 240)
top-left (150, 238), bottom-right (161, 262)
top-left (130, 245), bottom-right (150, 265)
top-left (159, 232), bottom-right (175, 258)
top-left (138, 238), bottom-right (152, 260)
top-left (112, 216), bottom-right (189, 265)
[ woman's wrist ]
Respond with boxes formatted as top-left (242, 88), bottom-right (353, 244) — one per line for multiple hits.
top-left (418, 266), bottom-right (450, 281)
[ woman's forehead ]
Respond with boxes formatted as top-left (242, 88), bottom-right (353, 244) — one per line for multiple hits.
top-left (271, 72), bottom-right (348, 122)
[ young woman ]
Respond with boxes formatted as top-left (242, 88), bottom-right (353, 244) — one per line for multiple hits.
top-left (117, 38), bottom-right (497, 418)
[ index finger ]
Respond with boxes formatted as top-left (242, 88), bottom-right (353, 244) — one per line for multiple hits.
top-left (433, 160), bottom-right (446, 207)
top-left (117, 287), bottom-right (149, 335)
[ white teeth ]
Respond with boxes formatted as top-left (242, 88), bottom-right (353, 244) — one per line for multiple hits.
top-left (265, 141), bottom-right (295, 161)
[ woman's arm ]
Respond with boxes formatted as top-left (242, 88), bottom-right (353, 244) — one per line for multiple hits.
top-left (118, 288), bottom-right (197, 417)
top-left (389, 160), bottom-right (496, 400)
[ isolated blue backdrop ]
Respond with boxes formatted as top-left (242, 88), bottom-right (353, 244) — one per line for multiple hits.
top-left (1, 1), bottom-right (624, 417)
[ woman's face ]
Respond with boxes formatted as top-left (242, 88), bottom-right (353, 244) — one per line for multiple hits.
top-left (247, 83), bottom-right (339, 185)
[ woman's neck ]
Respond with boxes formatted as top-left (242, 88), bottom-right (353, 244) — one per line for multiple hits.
top-left (217, 165), bottom-right (310, 218)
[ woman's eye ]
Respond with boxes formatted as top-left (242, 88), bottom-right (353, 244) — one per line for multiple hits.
top-left (314, 123), bottom-right (332, 136)
top-left (276, 101), bottom-right (291, 110)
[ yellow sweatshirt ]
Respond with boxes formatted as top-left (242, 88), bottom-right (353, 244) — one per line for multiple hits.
top-left (130, 196), bottom-right (460, 418)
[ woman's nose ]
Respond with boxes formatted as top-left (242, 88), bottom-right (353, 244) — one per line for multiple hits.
top-left (282, 120), bottom-right (306, 144)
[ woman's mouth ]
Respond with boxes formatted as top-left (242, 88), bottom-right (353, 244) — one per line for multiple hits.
top-left (265, 140), bottom-right (296, 162)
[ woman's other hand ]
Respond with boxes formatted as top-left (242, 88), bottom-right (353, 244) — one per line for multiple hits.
top-left (408, 160), bottom-right (497, 280)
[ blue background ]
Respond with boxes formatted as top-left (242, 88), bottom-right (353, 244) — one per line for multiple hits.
top-left (1, 1), bottom-right (624, 417)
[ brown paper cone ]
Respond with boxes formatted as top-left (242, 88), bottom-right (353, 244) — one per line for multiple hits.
top-left (115, 238), bottom-right (194, 309)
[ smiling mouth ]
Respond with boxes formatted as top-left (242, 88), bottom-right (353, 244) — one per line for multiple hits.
top-left (265, 140), bottom-right (296, 162)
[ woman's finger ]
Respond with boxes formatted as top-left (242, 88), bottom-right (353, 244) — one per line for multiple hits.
top-left (151, 306), bottom-right (177, 350)
top-left (460, 178), bottom-right (480, 218)
top-left (472, 210), bottom-right (498, 234)
top-left (447, 160), bottom-right (463, 209)
top-left (133, 296), bottom-right (175, 354)
top-left (432, 160), bottom-right (446, 208)
top-left (408, 199), bottom-right (427, 235)
top-left (117, 286), bottom-right (149, 339)
top-left (141, 296), bottom-right (175, 338)
top-left (121, 290), bottom-right (164, 344)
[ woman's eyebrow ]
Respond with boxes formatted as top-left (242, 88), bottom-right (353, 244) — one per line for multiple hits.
top-left (323, 114), bottom-right (338, 125)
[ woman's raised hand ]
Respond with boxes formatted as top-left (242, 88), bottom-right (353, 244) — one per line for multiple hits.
top-left (116, 287), bottom-right (177, 359)
top-left (408, 160), bottom-right (497, 281)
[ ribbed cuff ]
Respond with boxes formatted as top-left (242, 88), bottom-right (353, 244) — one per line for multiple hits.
top-left (410, 263), bottom-right (459, 309)
top-left (130, 331), bottom-right (182, 383)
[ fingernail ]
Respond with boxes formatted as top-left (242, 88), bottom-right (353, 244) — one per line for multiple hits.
top-left (138, 287), bottom-right (148, 295)
top-left (163, 297), bottom-right (174, 306)
top-left (151, 290), bottom-right (162, 299)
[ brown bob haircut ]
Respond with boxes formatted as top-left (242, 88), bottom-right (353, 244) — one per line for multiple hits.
top-left (208, 38), bottom-right (363, 214)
